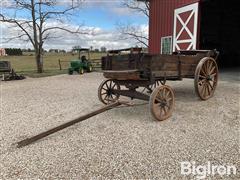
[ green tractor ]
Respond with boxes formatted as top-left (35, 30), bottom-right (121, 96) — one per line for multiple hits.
top-left (68, 48), bottom-right (93, 75)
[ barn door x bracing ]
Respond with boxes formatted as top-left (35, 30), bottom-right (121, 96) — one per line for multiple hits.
top-left (173, 3), bottom-right (199, 52)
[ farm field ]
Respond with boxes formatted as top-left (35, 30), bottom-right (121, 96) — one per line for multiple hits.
top-left (0, 52), bottom-right (105, 77)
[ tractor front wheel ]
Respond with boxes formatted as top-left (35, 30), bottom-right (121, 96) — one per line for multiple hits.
top-left (79, 68), bottom-right (84, 75)
top-left (87, 65), bottom-right (93, 72)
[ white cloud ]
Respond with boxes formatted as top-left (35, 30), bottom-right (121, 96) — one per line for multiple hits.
top-left (0, 0), bottom-right (13, 8)
top-left (110, 7), bottom-right (134, 16)
top-left (0, 21), bottom-right (148, 51)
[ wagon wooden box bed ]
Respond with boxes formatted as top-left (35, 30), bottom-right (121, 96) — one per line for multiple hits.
top-left (98, 48), bottom-right (219, 121)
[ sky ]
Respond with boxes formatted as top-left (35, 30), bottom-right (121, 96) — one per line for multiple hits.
top-left (0, 0), bottom-right (149, 51)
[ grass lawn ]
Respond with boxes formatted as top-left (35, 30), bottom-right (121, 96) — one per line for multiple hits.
top-left (0, 52), bottom-right (105, 78)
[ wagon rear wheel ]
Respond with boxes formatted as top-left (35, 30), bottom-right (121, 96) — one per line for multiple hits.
top-left (149, 85), bottom-right (175, 121)
top-left (98, 79), bottom-right (120, 104)
top-left (194, 57), bottom-right (218, 100)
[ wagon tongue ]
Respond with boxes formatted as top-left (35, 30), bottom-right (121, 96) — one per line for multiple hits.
top-left (16, 100), bottom-right (131, 148)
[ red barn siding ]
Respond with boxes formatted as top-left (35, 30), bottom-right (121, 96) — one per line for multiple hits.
top-left (149, 0), bottom-right (200, 54)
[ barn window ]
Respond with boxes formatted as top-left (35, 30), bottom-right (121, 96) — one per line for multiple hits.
top-left (161, 36), bottom-right (172, 54)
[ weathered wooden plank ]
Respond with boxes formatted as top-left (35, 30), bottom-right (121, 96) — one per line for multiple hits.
top-left (103, 70), bottom-right (141, 80)
top-left (153, 71), bottom-right (179, 77)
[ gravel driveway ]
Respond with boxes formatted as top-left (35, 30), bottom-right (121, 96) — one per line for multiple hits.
top-left (0, 71), bottom-right (239, 179)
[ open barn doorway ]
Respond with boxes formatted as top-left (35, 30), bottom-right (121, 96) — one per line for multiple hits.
top-left (200, 0), bottom-right (240, 67)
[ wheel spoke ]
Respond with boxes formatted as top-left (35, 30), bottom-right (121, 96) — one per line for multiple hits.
top-left (206, 83), bottom-right (210, 96)
top-left (103, 87), bottom-right (108, 91)
top-left (204, 63), bottom-right (209, 75)
top-left (204, 83), bottom-right (209, 97)
top-left (208, 81), bottom-right (214, 90)
top-left (159, 107), bottom-right (163, 117)
top-left (165, 104), bottom-right (170, 109)
top-left (109, 81), bottom-right (112, 88)
top-left (201, 63), bottom-right (207, 76)
top-left (162, 106), bottom-right (167, 115)
top-left (199, 75), bottom-right (206, 79)
top-left (209, 66), bottom-right (216, 75)
top-left (105, 83), bottom-right (109, 89)
top-left (210, 73), bottom-right (217, 77)
top-left (166, 97), bottom-right (172, 102)
top-left (165, 91), bottom-right (170, 98)
top-left (201, 83), bottom-right (206, 96)
top-left (157, 91), bottom-right (163, 100)
top-left (109, 94), bottom-right (112, 99)
top-left (155, 97), bottom-right (162, 103)
top-left (198, 79), bottom-right (205, 86)
top-left (208, 61), bottom-right (213, 74)
top-left (201, 68), bottom-right (207, 76)
top-left (104, 94), bottom-right (109, 100)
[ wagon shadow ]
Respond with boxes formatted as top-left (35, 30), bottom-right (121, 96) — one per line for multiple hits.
top-left (172, 86), bottom-right (199, 103)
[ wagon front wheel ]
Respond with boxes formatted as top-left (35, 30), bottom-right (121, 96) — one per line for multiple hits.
top-left (149, 85), bottom-right (175, 121)
top-left (98, 79), bottom-right (120, 104)
top-left (194, 57), bottom-right (218, 100)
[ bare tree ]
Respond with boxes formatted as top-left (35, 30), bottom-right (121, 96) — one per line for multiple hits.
top-left (0, 0), bottom-right (87, 73)
top-left (123, 0), bottom-right (149, 18)
top-left (117, 0), bottom-right (149, 47)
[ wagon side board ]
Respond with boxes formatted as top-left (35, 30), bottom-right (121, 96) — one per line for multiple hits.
top-left (150, 52), bottom-right (208, 78)
top-left (102, 50), bottom-right (214, 81)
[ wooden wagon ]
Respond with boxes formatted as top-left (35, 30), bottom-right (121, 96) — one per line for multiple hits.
top-left (16, 48), bottom-right (220, 147)
top-left (98, 48), bottom-right (219, 121)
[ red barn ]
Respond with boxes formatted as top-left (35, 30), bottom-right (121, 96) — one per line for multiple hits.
top-left (143, 0), bottom-right (240, 67)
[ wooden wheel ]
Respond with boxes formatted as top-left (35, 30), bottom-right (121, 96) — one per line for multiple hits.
top-left (98, 79), bottom-right (120, 104)
top-left (149, 85), bottom-right (175, 121)
top-left (194, 57), bottom-right (218, 100)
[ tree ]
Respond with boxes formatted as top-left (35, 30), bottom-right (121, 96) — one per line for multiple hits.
top-left (94, 48), bottom-right (99, 53)
top-left (90, 46), bottom-right (93, 52)
top-left (0, 0), bottom-right (86, 73)
top-left (100, 46), bottom-right (107, 52)
top-left (117, 0), bottom-right (149, 47)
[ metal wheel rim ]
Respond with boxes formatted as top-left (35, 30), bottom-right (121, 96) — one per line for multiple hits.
top-left (194, 57), bottom-right (218, 100)
top-left (98, 79), bottom-right (120, 104)
top-left (149, 85), bottom-right (175, 121)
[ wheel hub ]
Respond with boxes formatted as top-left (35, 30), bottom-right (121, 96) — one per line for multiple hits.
top-left (206, 75), bottom-right (212, 81)
top-left (107, 89), bottom-right (112, 96)
top-left (159, 100), bottom-right (167, 107)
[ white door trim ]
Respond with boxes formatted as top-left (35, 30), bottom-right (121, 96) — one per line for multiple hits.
top-left (173, 2), bottom-right (199, 52)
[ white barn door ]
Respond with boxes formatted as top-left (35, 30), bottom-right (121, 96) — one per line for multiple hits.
top-left (173, 3), bottom-right (199, 52)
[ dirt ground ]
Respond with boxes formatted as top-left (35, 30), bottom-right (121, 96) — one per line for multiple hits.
top-left (0, 70), bottom-right (239, 179)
